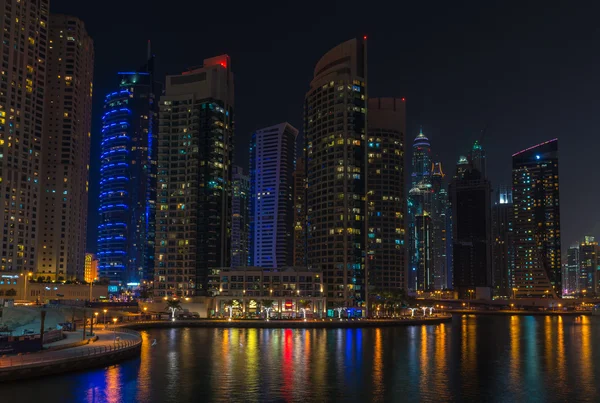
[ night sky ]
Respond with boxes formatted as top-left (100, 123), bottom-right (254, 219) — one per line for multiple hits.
top-left (51, 0), bottom-right (600, 255)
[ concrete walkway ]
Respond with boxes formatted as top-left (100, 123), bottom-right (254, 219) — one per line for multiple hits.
top-left (0, 330), bottom-right (140, 368)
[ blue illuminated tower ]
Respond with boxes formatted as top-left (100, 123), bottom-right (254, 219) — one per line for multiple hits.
top-left (97, 46), bottom-right (160, 286)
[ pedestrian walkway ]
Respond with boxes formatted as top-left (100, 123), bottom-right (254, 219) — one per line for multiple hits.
top-left (0, 329), bottom-right (140, 368)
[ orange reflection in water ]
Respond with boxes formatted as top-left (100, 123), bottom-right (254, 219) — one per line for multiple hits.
top-left (579, 316), bottom-right (596, 396)
top-left (509, 315), bottom-right (521, 391)
top-left (555, 316), bottom-right (566, 390)
top-left (372, 328), bottom-right (383, 395)
top-left (103, 364), bottom-right (122, 403)
top-left (135, 331), bottom-right (152, 403)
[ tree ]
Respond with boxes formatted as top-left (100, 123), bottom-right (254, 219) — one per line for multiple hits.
top-left (5, 288), bottom-right (16, 297)
top-left (333, 301), bottom-right (346, 319)
top-left (298, 300), bottom-right (311, 319)
top-left (261, 299), bottom-right (274, 320)
top-left (223, 299), bottom-right (235, 319)
top-left (165, 299), bottom-right (182, 321)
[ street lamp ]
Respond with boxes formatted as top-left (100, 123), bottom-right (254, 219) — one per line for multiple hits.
top-left (92, 312), bottom-right (98, 336)
top-left (112, 318), bottom-right (118, 343)
top-left (89, 277), bottom-right (97, 301)
top-left (21, 272), bottom-right (33, 301)
top-left (103, 309), bottom-right (108, 326)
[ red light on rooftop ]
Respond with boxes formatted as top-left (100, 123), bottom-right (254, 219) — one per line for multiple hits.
top-left (220, 61), bottom-right (227, 68)
top-left (401, 97), bottom-right (406, 101)
top-left (363, 35), bottom-right (367, 40)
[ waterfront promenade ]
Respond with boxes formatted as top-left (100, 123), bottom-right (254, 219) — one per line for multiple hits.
top-left (0, 329), bottom-right (141, 382)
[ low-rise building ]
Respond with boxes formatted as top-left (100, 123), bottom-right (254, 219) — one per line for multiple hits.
top-left (208, 267), bottom-right (326, 318)
top-left (0, 276), bottom-right (109, 302)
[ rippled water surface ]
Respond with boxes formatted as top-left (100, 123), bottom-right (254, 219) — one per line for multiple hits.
top-left (2, 315), bottom-right (600, 402)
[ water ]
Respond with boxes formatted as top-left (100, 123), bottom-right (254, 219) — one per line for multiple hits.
top-left (2, 315), bottom-right (599, 402)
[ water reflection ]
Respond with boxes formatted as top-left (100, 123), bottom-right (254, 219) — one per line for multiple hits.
top-left (5, 316), bottom-right (600, 403)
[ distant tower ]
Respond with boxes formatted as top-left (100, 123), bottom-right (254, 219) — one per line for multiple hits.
top-left (367, 97), bottom-right (406, 293)
top-left (251, 123), bottom-right (298, 268)
top-left (470, 140), bottom-right (487, 179)
top-left (579, 236), bottom-right (598, 295)
top-left (565, 245), bottom-right (580, 295)
top-left (431, 162), bottom-right (449, 290)
top-left (491, 186), bottom-right (513, 297)
top-left (512, 139), bottom-right (561, 298)
top-left (231, 166), bottom-right (250, 267)
top-left (293, 157), bottom-right (307, 267)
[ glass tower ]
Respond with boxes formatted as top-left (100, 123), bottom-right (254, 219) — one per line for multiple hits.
top-left (97, 49), bottom-right (160, 285)
top-left (512, 138), bottom-right (561, 298)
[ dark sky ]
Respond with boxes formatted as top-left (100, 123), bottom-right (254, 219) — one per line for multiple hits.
top-left (51, 0), bottom-right (600, 255)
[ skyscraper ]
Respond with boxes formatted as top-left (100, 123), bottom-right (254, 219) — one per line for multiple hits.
top-left (408, 128), bottom-right (433, 291)
top-left (37, 15), bottom-right (93, 281)
top-left (98, 47), bottom-right (160, 285)
top-left (366, 97), bottom-right (406, 292)
top-left (512, 139), bottom-right (561, 298)
top-left (305, 38), bottom-right (367, 312)
top-left (565, 245), bottom-right (579, 295)
top-left (0, 0), bottom-right (49, 274)
top-left (250, 122), bottom-right (297, 268)
top-left (579, 236), bottom-right (598, 295)
top-left (231, 166), bottom-right (250, 268)
top-left (431, 161), bottom-right (449, 290)
top-left (449, 157), bottom-right (492, 299)
top-left (469, 139), bottom-right (486, 179)
top-left (293, 157), bottom-right (307, 267)
top-left (155, 55), bottom-right (234, 297)
top-left (491, 186), bottom-right (513, 297)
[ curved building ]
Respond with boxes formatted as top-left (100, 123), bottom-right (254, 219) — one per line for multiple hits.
top-left (304, 38), bottom-right (367, 313)
top-left (98, 52), bottom-right (160, 285)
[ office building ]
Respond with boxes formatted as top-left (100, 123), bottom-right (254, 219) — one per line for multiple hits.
top-left (231, 166), bottom-right (250, 267)
top-left (366, 97), bottom-right (406, 292)
top-left (304, 38), bottom-right (367, 312)
top-left (0, 0), bottom-right (49, 274)
top-left (512, 139), bottom-right (561, 298)
top-left (469, 139), bottom-right (486, 179)
top-left (293, 157), bottom-right (307, 267)
top-left (565, 245), bottom-right (579, 295)
top-left (36, 15), bottom-right (93, 281)
top-left (431, 161), bottom-right (449, 290)
top-left (98, 48), bottom-right (160, 285)
top-left (155, 55), bottom-right (234, 297)
top-left (449, 156), bottom-right (492, 299)
top-left (250, 122), bottom-right (297, 268)
top-left (491, 186), bottom-right (513, 297)
top-left (579, 236), bottom-right (598, 295)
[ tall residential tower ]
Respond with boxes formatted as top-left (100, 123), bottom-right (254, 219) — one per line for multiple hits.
top-left (231, 166), bottom-right (250, 267)
top-left (37, 15), bottom-right (93, 281)
top-left (305, 38), bottom-right (367, 312)
top-left (512, 139), bottom-right (561, 298)
top-left (155, 55), bottom-right (234, 297)
top-left (366, 97), bottom-right (406, 292)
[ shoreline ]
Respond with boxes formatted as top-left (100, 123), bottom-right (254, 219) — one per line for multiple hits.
top-left (120, 316), bottom-right (452, 330)
top-left (449, 310), bottom-right (591, 316)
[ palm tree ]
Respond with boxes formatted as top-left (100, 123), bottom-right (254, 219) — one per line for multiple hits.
top-left (333, 301), bottom-right (346, 319)
top-left (223, 299), bottom-right (235, 319)
top-left (165, 299), bottom-right (182, 321)
top-left (261, 299), bottom-right (274, 320)
top-left (298, 299), bottom-right (311, 319)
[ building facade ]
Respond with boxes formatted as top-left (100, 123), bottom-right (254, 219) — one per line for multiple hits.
top-left (304, 38), bottom-right (367, 310)
top-left (366, 97), bottom-right (406, 292)
top-left (0, 0), bottom-right (49, 274)
top-left (155, 55), bottom-right (234, 297)
top-left (209, 266), bottom-right (326, 317)
top-left (565, 245), bottom-right (579, 295)
top-left (512, 139), bottom-right (561, 298)
top-left (84, 252), bottom-right (98, 283)
top-left (491, 186), bottom-right (513, 298)
top-left (579, 236), bottom-right (598, 295)
top-left (250, 123), bottom-right (297, 268)
top-left (449, 158), bottom-right (492, 299)
top-left (97, 50), bottom-right (159, 285)
top-left (231, 166), bottom-right (250, 267)
top-left (431, 162), bottom-right (449, 290)
top-left (293, 157), bottom-right (307, 267)
top-left (37, 15), bottom-right (93, 281)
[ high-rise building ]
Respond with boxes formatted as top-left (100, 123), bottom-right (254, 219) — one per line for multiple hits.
top-left (37, 15), bottom-right (93, 281)
top-left (449, 157), bottom-right (492, 299)
top-left (512, 139), bottom-right (561, 298)
top-left (293, 157), bottom-right (307, 267)
top-left (491, 186), bottom-right (513, 297)
top-left (366, 97), bottom-right (406, 293)
top-left (84, 253), bottom-right (98, 283)
top-left (305, 38), bottom-right (367, 312)
top-left (579, 236), bottom-right (598, 295)
top-left (0, 0), bottom-right (49, 274)
top-left (407, 128), bottom-right (434, 291)
top-left (565, 245), bottom-right (579, 295)
top-left (431, 161), bottom-right (449, 290)
top-left (231, 166), bottom-right (250, 268)
top-left (155, 55), bottom-right (234, 297)
top-left (250, 123), bottom-right (297, 268)
top-left (469, 139), bottom-right (486, 179)
top-left (97, 48), bottom-right (160, 285)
